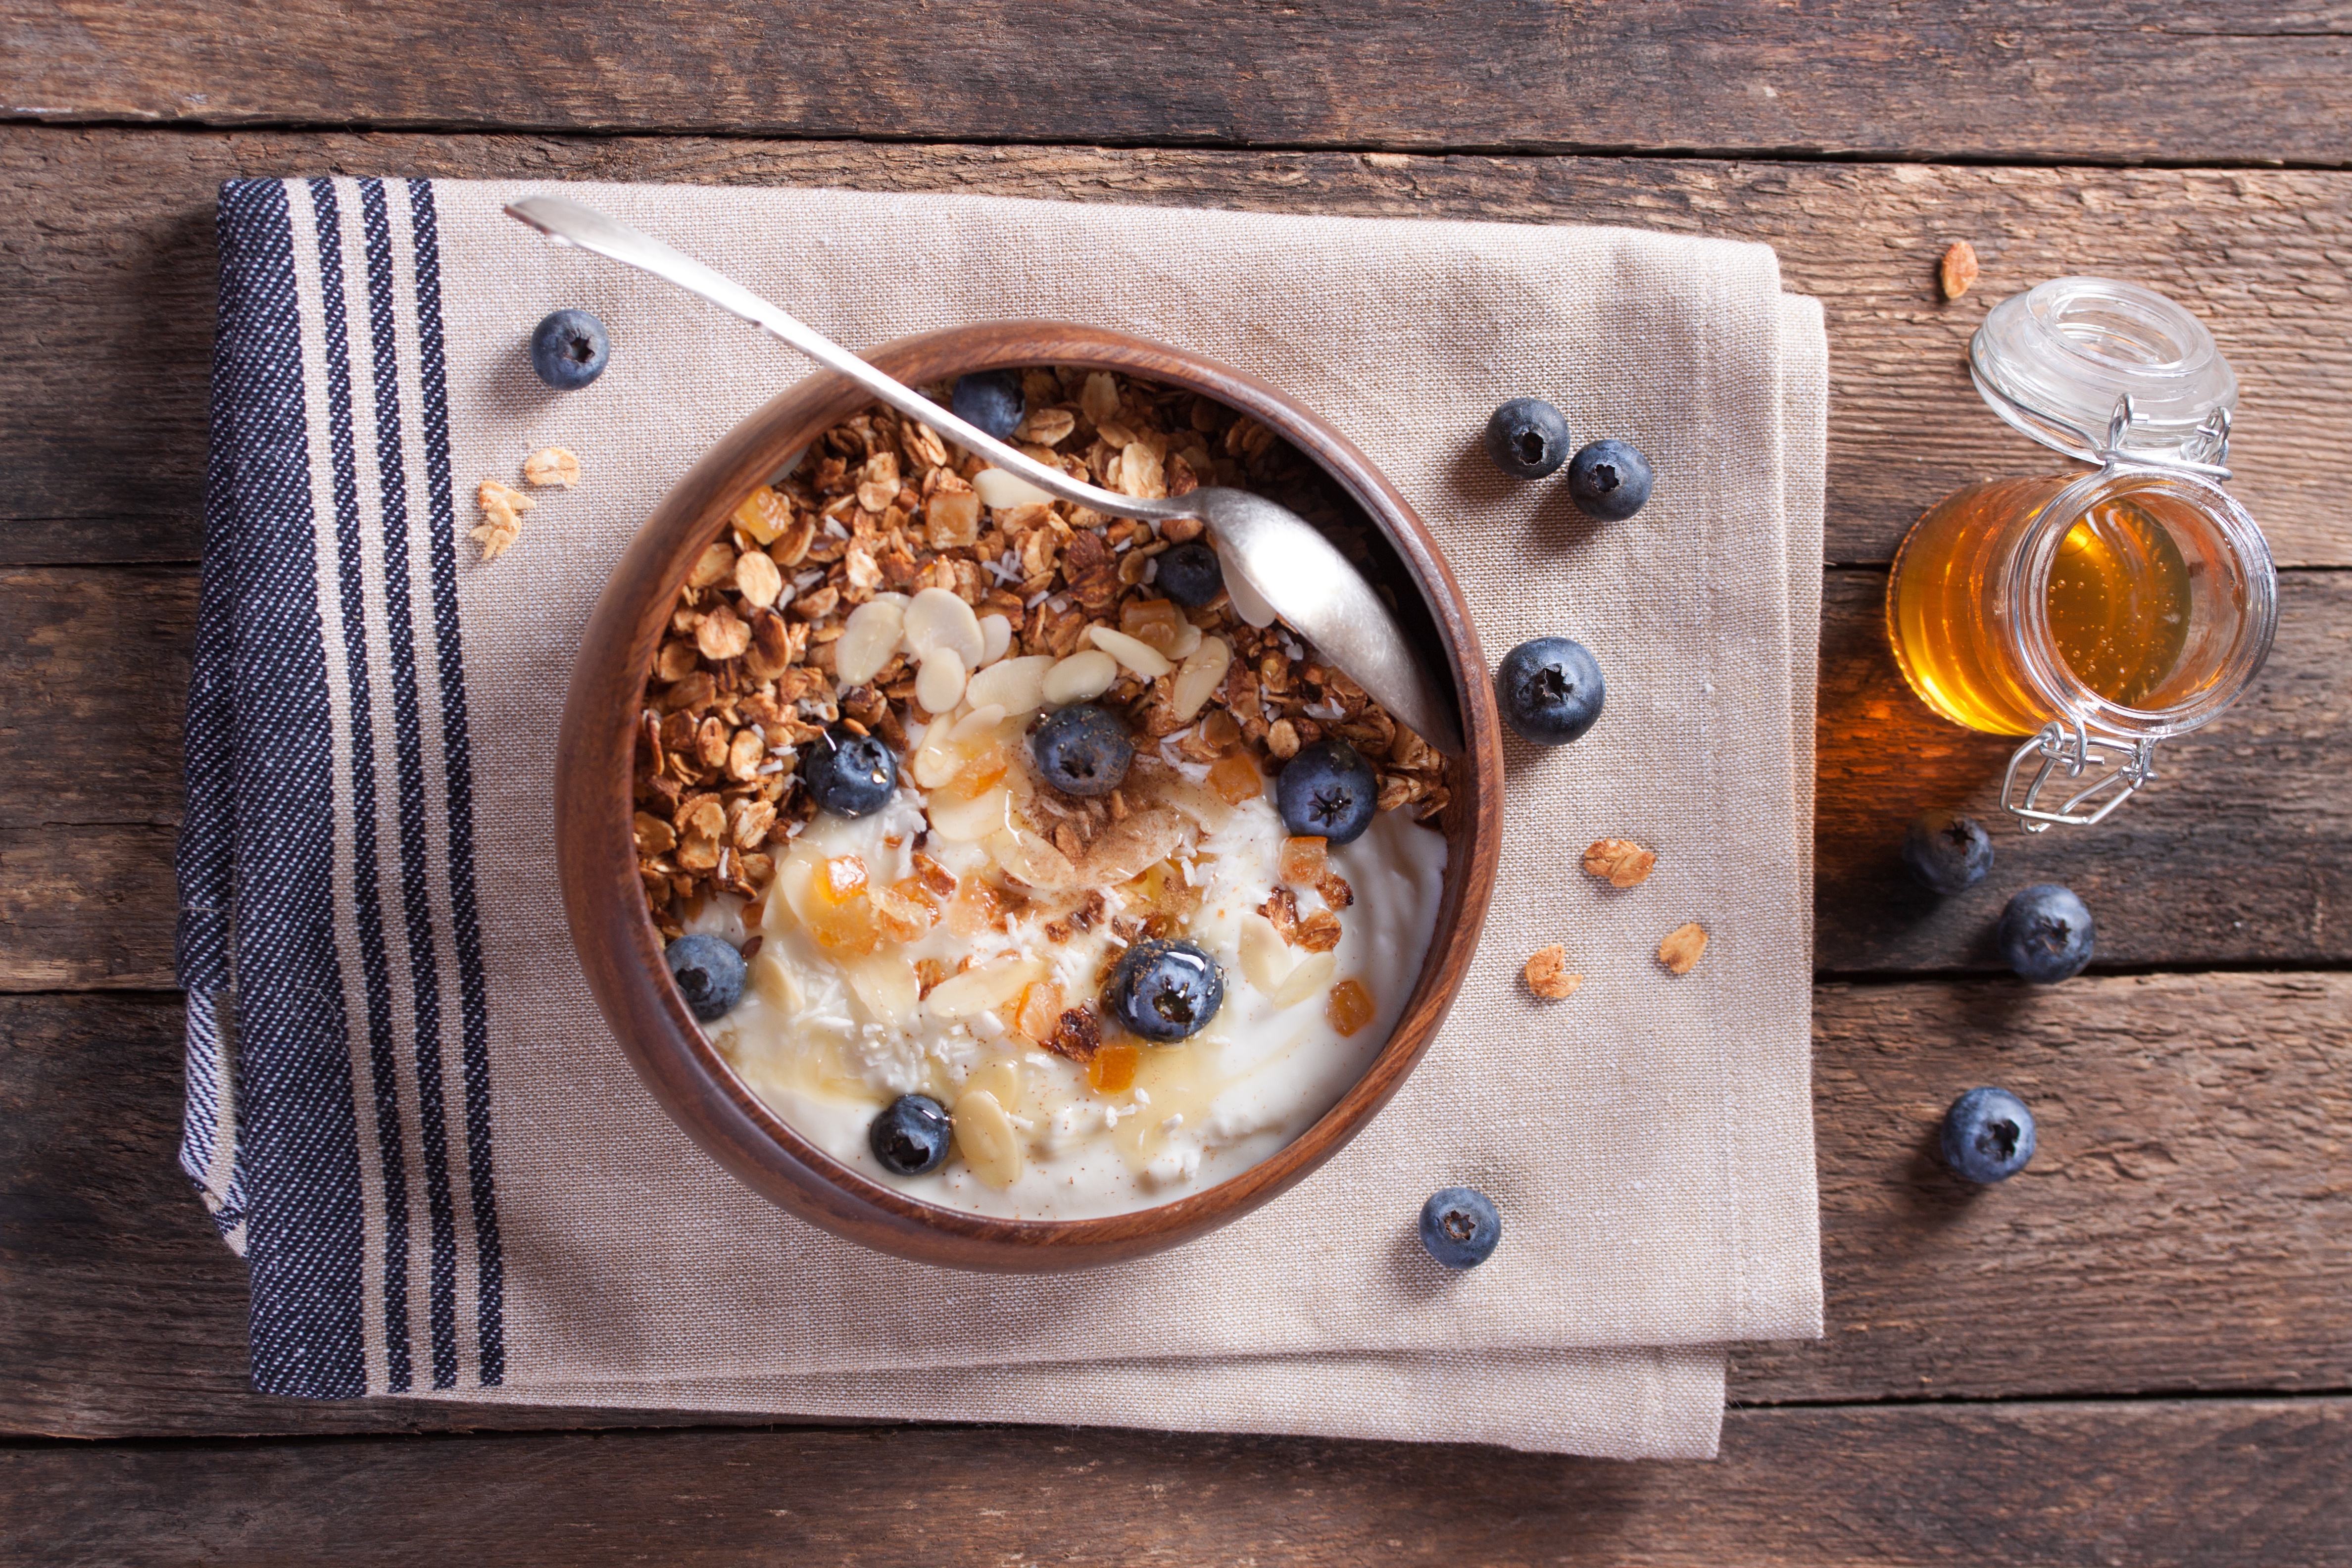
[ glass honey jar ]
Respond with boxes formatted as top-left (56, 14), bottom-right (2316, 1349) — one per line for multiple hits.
top-left (1887, 277), bottom-right (2277, 829)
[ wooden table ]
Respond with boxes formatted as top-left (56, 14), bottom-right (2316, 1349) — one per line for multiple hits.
top-left (5, 6), bottom-right (2349, 1562)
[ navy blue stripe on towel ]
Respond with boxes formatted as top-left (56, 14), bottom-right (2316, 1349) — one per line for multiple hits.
top-left (308, 176), bottom-right (416, 1395)
top-left (355, 175), bottom-right (461, 1391)
top-left (217, 177), bottom-right (369, 1399)
top-left (406, 177), bottom-right (507, 1385)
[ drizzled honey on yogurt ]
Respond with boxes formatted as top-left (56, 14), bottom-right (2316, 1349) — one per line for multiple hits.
top-left (635, 369), bottom-right (1452, 1220)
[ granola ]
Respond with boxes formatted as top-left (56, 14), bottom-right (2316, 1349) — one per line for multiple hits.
top-left (1657, 922), bottom-right (1709, 976)
top-left (632, 368), bottom-right (1454, 940)
top-left (1582, 837), bottom-right (1657, 889)
top-left (1522, 944), bottom-right (1583, 1000)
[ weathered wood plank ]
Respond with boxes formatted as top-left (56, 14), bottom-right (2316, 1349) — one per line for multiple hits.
top-left (8, 976), bottom-right (2347, 1437)
top-left (5, 1400), bottom-right (2348, 1566)
top-left (8, 0), bottom-right (2352, 167)
top-left (1813, 569), bottom-right (2352, 973)
top-left (6, 565), bottom-right (2342, 984)
top-left (4, 129), bottom-right (2350, 568)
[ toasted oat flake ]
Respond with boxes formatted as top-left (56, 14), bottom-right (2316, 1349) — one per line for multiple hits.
top-left (1657, 922), bottom-right (1709, 976)
top-left (1523, 945), bottom-right (1583, 1000)
top-left (1582, 838), bottom-right (1657, 889)
top-left (471, 480), bottom-right (536, 561)
top-left (523, 446), bottom-right (581, 489)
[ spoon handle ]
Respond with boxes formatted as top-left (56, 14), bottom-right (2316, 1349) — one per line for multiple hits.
top-left (503, 196), bottom-right (1181, 524)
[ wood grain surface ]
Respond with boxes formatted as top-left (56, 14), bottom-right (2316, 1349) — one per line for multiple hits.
top-left (6, 1400), bottom-right (2348, 1567)
top-left (9, 974), bottom-right (2347, 1438)
top-left (6, 12), bottom-right (2351, 1554)
top-left (8, 565), bottom-right (2342, 986)
top-left (6, 129), bottom-right (2352, 570)
top-left (9, 0), bottom-right (2352, 167)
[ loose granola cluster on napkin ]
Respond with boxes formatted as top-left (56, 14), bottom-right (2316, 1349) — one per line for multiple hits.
top-left (633, 368), bottom-right (1451, 940)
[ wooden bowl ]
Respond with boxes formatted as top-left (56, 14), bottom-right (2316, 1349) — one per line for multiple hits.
top-left (555, 323), bottom-right (1503, 1272)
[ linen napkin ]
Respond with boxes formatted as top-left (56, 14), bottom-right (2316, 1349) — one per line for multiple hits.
top-left (180, 176), bottom-right (1825, 1459)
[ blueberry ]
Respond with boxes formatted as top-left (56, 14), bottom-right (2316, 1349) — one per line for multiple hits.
top-left (1941, 1086), bottom-right (2037, 1184)
top-left (1566, 439), bottom-right (1653, 521)
top-left (1031, 703), bottom-right (1134, 798)
top-left (1155, 541), bottom-right (1223, 607)
top-left (529, 308), bottom-right (609, 391)
top-left (1495, 637), bottom-right (1605, 745)
top-left (1104, 938), bottom-right (1225, 1043)
top-left (1275, 740), bottom-right (1378, 845)
top-left (1483, 397), bottom-right (1571, 480)
top-left (1998, 883), bottom-right (2096, 983)
top-left (951, 370), bottom-right (1025, 442)
top-left (798, 724), bottom-right (898, 818)
top-left (869, 1093), bottom-right (953, 1176)
top-left (1418, 1186), bottom-right (1502, 1269)
top-left (1902, 811), bottom-right (1995, 896)
top-left (664, 933), bottom-right (744, 1022)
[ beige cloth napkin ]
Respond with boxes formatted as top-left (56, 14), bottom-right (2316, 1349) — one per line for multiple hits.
top-left (248, 178), bottom-right (1824, 1459)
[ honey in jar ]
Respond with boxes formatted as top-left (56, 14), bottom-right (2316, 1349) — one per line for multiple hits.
top-left (1885, 278), bottom-right (2277, 826)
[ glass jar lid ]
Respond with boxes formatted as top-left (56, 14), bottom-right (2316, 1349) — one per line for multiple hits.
top-left (1969, 277), bottom-right (2238, 469)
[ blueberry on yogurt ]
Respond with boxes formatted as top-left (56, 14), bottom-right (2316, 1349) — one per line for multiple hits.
top-left (1105, 938), bottom-right (1225, 1043)
top-left (1031, 703), bottom-right (1134, 798)
top-left (1419, 1186), bottom-right (1502, 1269)
top-left (870, 1094), bottom-right (954, 1176)
top-left (1941, 1086), bottom-right (2036, 1184)
top-left (1275, 740), bottom-right (1378, 845)
top-left (799, 724), bottom-right (898, 818)
top-left (951, 370), bottom-right (1026, 441)
top-left (1496, 637), bottom-right (1605, 745)
top-left (529, 308), bottom-right (610, 391)
top-left (664, 933), bottom-right (744, 1022)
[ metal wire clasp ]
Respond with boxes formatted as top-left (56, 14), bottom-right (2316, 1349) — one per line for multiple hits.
top-left (2002, 719), bottom-right (2158, 832)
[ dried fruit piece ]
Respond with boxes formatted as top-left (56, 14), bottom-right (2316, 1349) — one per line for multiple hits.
top-left (1522, 945), bottom-right (1583, 1000)
top-left (1582, 838), bottom-right (1657, 889)
top-left (1277, 835), bottom-right (1328, 885)
top-left (522, 446), bottom-right (580, 488)
top-left (1325, 978), bottom-right (1375, 1036)
top-left (1206, 751), bottom-right (1261, 806)
top-left (1940, 240), bottom-right (1980, 300)
top-left (1087, 1041), bottom-right (1139, 1094)
top-left (1657, 922), bottom-right (1709, 976)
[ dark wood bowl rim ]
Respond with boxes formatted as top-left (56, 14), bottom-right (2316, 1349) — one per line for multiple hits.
top-left (554, 322), bottom-right (1504, 1272)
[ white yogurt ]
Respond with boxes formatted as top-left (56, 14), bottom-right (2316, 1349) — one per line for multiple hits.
top-left (707, 740), bottom-right (1447, 1220)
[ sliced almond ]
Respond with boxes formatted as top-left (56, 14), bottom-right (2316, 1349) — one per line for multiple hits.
top-left (1042, 649), bottom-right (1120, 706)
top-left (915, 646), bottom-right (969, 715)
top-left (926, 783), bottom-right (1010, 842)
top-left (951, 1088), bottom-right (1023, 1187)
top-left (1089, 625), bottom-right (1175, 680)
top-left (1169, 635), bottom-right (1232, 723)
top-left (1270, 950), bottom-right (1339, 1010)
top-left (966, 654), bottom-right (1054, 718)
top-left (927, 955), bottom-right (1045, 1021)
top-left (1166, 620), bottom-right (1203, 659)
top-left (843, 953), bottom-right (920, 1026)
top-left (1238, 913), bottom-right (1294, 995)
top-left (973, 468), bottom-right (1054, 510)
top-left (834, 597), bottom-right (907, 687)
top-left (978, 612), bottom-right (1013, 667)
top-left (965, 1059), bottom-right (1023, 1112)
top-left (985, 826), bottom-right (1080, 891)
top-left (902, 586), bottom-right (986, 668)
top-left (749, 948), bottom-right (801, 1011)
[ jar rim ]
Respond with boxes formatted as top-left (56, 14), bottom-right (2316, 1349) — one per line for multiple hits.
top-left (1972, 277), bottom-right (2239, 468)
top-left (2008, 465), bottom-right (2276, 742)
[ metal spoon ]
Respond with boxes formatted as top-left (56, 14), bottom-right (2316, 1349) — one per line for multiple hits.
top-left (502, 195), bottom-right (1464, 756)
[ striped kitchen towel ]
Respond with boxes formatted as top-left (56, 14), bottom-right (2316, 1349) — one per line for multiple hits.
top-left (181, 175), bottom-right (1825, 1457)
